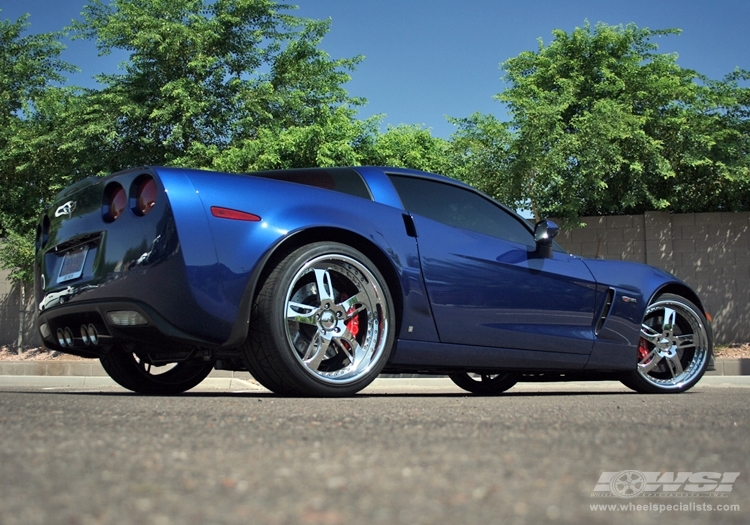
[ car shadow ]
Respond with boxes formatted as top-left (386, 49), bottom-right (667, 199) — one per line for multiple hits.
top-left (0, 388), bottom-right (692, 399)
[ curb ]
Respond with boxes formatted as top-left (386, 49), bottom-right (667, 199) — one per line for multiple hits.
top-left (0, 360), bottom-right (249, 378)
top-left (705, 358), bottom-right (750, 376)
top-left (0, 375), bottom-right (262, 390)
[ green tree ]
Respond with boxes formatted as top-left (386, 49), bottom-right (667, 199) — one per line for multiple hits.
top-left (213, 107), bottom-right (378, 171)
top-left (447, 113), bottom-right (517, 209)
top-left (661, 69), bottom-right (750, 212)
top-left (70, 0), bottom-right (365, 170)
top-left (361, 123), bottom-right (451, 173)
top-left (0, 12), bottom-right (76, 282)
top-left (492, 21), bottom-right (750, 223)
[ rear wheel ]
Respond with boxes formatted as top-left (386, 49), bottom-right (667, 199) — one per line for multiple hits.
top-left (449, 372), bottom-right (519, 394)
top-left (621, 294), bottom-right (711, 393)
top-left (100, 348), bottom-right (213, 395)
top-left (242, 242), bottom-right (395, 396)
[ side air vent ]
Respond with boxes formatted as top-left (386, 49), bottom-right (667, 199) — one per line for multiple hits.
top-left (595, 289), bottom-right (615, 335)
top-left (402, 214), bottom-right (417, 238)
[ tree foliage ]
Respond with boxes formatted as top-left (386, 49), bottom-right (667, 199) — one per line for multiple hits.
top-left (485, 21), bottom-right (750, 222)
top-left (446, 113), bottom-right (515, 206)
top-left (362, 123), bottom-right (451, 174)
top-left (69, 0), bottom-right (365, 170)
top-left (0, 12), bottom-right (77, 282)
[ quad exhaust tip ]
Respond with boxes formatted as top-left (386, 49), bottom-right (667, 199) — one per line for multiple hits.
top-left (80, 324), bottom-right (98, 346)
top-left (56, 327), bottom-right (74, 347)
top-left (56, 324), bottom-right (99, 347)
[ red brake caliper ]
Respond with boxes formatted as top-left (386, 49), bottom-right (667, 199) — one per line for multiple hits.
top-left (638, 338), bottom-right (651, 362)
top-left (340, 294), bottom-right (359, 337)
top-left (346, 307), bottom-right (359, 337)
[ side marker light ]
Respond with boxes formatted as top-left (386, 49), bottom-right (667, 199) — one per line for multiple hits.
top-left (210, 206), bottom-right (261, 222)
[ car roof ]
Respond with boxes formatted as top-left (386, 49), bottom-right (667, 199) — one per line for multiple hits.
top-left (357, 166), bottom-right (474, 188)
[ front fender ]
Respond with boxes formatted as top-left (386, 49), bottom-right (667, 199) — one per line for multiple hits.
top-left (581, 258), bottom-right (694, 370)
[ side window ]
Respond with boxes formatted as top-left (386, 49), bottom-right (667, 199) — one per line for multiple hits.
top-left (389, 175), bottom-right (534, 246)
top-left (254, 168), bottom-right (372, 200)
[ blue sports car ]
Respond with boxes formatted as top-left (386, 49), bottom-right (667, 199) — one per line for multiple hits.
top-left (34, 166), bottom-right (713, 396)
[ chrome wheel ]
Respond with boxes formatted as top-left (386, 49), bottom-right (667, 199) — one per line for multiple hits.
top-left (622, 294), bottom-right (711, 393)
top-left (244, 242), bottom-right (394, 396)
top-left (285, 253), bottom-right (389, 384)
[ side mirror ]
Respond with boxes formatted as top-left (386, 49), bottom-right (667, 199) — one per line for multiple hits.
top-left (534, 220), bottom-right (559, 259)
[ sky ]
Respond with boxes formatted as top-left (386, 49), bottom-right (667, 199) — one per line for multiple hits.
top-left (2, 0), bottom-right (749, 138)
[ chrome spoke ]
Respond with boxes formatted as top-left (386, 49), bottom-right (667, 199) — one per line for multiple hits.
top-left (640, 324), bottom-right (662, 344)
top-left (665, 354), bottom-right (684, 378)
top-left (286, 301), bottom-right (318, 325)
top-left (638, 350), bottom-right (663, 373)
top-left (674, 333), bottom-right (696, 350)
top-left (341, 331), bottom-right (363, 359)
top-left (662, 307), bottom-right (676, 332)
top-left (344, 304), bottom-right (366, 321)
top-left (313, 268), bottom-right (334, 303)
top-left (302, 332), bottom-right (331, 371)
top-left (332, 336), bottom-right (354, 362)
top-left (339, 291), bottom-right (367, 312)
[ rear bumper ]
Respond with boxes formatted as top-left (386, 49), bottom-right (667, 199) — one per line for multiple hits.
top-left (37, 299), bottom-right (226, 356)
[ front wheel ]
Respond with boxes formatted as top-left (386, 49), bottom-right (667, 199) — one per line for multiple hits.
top-left (621, 293), bottom-right (712, 393)
top-left (100, 348), bottom-right (214, 395)
top-left (449, 372), bottom-right (519, 394)
top-left (242, 242), bottom-right (395, 396)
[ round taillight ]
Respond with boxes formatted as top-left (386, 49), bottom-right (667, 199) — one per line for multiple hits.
top-left (103, 183), bottom-right (127, 222)
top-left (134, 177), bottom-right (157, 216)
top-left (110, 186), bottom-right (127, 220)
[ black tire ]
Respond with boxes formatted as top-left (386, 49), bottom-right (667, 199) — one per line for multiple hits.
top-left (449, 372), bottom-right (519, 395)
top-left (242, 242), bottom-right (395, 396)
top-left (100, 348), bottom-right (214, 395)
top-left (620, 293), bottom-right (712, 394)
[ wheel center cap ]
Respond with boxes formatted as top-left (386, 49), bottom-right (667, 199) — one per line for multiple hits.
top-left (657, 337), bottom-right (673, 350)
top-left (319, 311), bottom-right (336, 330)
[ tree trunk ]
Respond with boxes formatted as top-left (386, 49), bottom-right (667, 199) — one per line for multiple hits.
top-left (16, 281), bottom-right (25, 355)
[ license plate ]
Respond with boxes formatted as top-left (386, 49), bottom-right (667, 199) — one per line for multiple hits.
top-left (58, 245), bottom-right (88, 283)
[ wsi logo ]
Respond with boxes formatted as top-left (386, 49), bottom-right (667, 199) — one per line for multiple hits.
top-left (592, 471), bottom-right (740, 498)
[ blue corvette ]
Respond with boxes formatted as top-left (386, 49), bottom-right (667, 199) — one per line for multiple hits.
top-left (34, 166), bottom-right (712, 396)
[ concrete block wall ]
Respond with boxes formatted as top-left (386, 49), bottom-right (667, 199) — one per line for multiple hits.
top-left (0, 268), bottom-right (18, 344)
top-left (0, 268), bottom-right (41, 349)
top-left (557, 211), bottom-right (750, 344)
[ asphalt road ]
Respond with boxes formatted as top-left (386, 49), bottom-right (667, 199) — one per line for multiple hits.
top-left (1, 378), bottom-right (748, 525)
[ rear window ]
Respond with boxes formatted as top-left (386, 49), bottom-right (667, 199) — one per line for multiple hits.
top-left (253, 168), bottom-right (372, 200)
